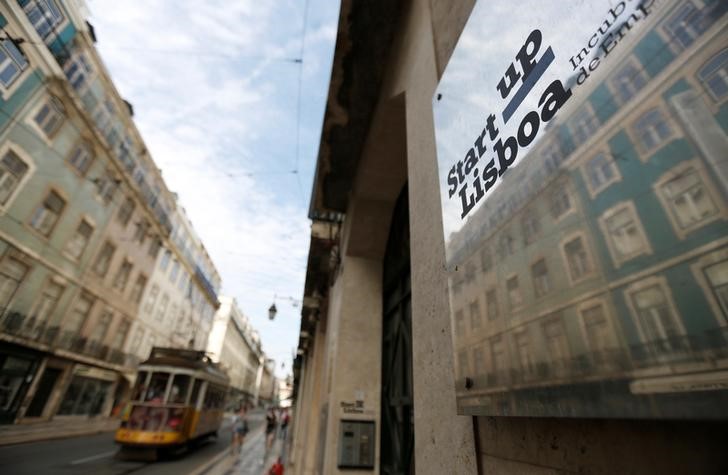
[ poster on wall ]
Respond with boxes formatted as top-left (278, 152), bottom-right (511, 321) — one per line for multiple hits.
top-left (433, 0), bottom-right (728, 418)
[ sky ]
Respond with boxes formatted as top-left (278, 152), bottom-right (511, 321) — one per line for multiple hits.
top-left (86, 0), bottom-right (341, 377)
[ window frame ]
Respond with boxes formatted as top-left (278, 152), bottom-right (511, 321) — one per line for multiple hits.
top-left (0, 37), bottom-right (30, 96)
top-left (582, 150), bottom-right (622, 198)
top-left (697, 47), bottom-right (728, 104)
top-left (623, 276), bottom-right (686, 346)
top-left (0, 143), bottom-right (34, 211)
top-left (30, 95), bottom-right (65, 141)
top-left (630, 106), bottom-right (675, 156)
top-left (560, 232), bottom-right (595, 285)
top-left (652, 160), bottom-right (725, 239)
top-left (66, 140), bottom-right (95, 177)
top-left (598, 201), bottom-right (652, 267)
top-left (27, 187), bottom-right (67, 238)
top-left (63, 216), bottom-right (95, 261)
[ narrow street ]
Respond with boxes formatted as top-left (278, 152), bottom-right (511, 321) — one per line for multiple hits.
top-left (0, 411), bottom-right (266, 475)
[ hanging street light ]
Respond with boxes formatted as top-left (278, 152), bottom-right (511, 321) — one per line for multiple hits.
top-left (268, 303), bottom-right (277, 320)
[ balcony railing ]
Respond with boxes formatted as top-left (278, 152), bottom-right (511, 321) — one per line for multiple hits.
top-left (0, 312), bottom-right (141, 369)
top-left (458, 328), bottom-right (728, 393)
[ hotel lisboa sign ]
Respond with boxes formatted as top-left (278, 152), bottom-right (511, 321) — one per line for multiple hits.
top-left (434, 0), bottom-right (728, 419)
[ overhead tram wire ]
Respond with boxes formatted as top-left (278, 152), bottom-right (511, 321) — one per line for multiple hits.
top-left (292, 0), bottom-right (310, 211)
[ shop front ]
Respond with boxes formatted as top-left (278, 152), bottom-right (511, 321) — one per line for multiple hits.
top-left (0, 343), bottom-right (41, 424)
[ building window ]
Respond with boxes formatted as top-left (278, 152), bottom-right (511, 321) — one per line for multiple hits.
top-left (472, 347), bottom-right (485, 375)
top-left (610, 59), bottom-right (647, 104)
top-left (543, 317), bottom-right (569, 369)
top-left (630, 284), bottom-right (683, 349)
top-left (64, 219), bottom-right (93, 260)
top-left (143, 284), bottom-right (159, 314)
top-left (110, 319), bottom-right (130, 350)
top-left (662, 1), bottom-right (720, 52)
top-left (88, 310), bottom-right (112, 348)
top-left (62, 293), bottom-right (93, 342)
top-left (531, 259), bottom-right (551, 297)
top-left (112, 260), bottom-right (133, 292)
top-left (116, 197), bottom-right (135, 226)
top-left (92, 98), bottom-right (114, 137)
top-left (704, 260), bottom-right (728, 320)
top-left (33, 97), bottom-right (65, 138)
top-left (148, 238), bottom-right (162, 259)
top-left (633, 108), bottom-right (673, 153)
top-left (486, 288), bottom-right (498, 320)
top-left (550, 186), bottom-right (571, 220)
top-left (0, 257), bottom-right (29, 314)
top-left (480, 247), bottom-right (492, 273)
top-left (698, 48), bottom-right (728, 102)
top-left (67, 142), bottom-right (94, 176)
top-left (63, 51), bottom-right (93, 92)
top-left (570, 105), bottom-right (599, 146)
top-left (160, 250), bottom-right (171, 271)
top-left (585, 152), bottom-right (617, 193)
top-left (564, 236), bottom-right (591, 282)
top-left (169, 260), bottom-right (180, 284)
top-left (601, 203), bottom-right (649, 264)
top-left (177, 273), bottom-right (188, 292)
top-left (580, 303), bottom-right (614, 358)
top-left (23, 0), bottom-right (64, 41)
top-left (469, 300), bottom-right (481, 329)
top-left (93, 241), bottom-right (116, 277)
top-left (506, 276), bottom-right (522, 308)
top-left (464, 261), bottom-right (476, 283)
top-left (57, 376), bottom-right (112, 416)
top-left (457, 351), bottom-right (469, 377)
top-left (129, 274), bottom-right (147, 304)
top-left (29, 190), bottom-right (65, 236)
top-left (453, 309), bottom-right (464, 336)
top-left (155, 294), bottom-right (169, 322)
top-left (0, 39), bottom-right (29, 88)
top-left (497, 233), bottom-right (516, 259)
top-left (94, 169), bottom-right (118, 206)
top-left (659, 167), bottom-right (718, 232)
top-left (514, 330), bottom-right (535, 377)
top-left (0, 150), bottom-right (29, 205)
top-left (29, 279), bottom-right (64, 326)
top-left (522, 210), bottom-right (541, 245)
top-left (490, 336), bottom-right (506, 378)
top-left (133, 219), bottom-right (149, 244)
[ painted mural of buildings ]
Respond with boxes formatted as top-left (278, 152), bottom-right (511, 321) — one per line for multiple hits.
top-left (448, 0), bottom-right (728, 418)
top-left (0, 0), bottom-right (222, 425)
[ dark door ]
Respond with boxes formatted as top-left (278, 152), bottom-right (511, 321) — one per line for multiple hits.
top-left (25, 367), bottom-right (61, 417)
top-left (0, 352), bottom-right (39, 424)
top-left (380, 185), bottom-right (414, 475)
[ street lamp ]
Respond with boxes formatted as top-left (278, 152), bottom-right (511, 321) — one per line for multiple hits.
top-left (268, 294), bottom-right (302, 321)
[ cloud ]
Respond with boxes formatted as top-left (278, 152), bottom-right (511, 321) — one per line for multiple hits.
top-left (89, 0), bottom-right (340, 375)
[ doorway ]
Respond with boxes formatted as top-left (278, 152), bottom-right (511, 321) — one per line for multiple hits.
top-left (380, 185), bottom-right (414, 475)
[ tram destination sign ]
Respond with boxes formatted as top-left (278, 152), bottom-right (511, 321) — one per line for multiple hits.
top-left (433, 0), bottom-right (728, 419)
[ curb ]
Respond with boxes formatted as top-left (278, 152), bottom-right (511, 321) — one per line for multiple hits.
top-left (0, 425), bottom-right (119, 447)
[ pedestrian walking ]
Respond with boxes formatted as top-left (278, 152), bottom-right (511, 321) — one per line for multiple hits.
top-left (230, 406), bottom-right (249, 455)
top-left (265, 407), bottom-right (278, 454)
top-left (279, 408), bottom-right (290, 440)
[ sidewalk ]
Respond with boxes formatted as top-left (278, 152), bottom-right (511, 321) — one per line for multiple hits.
top-left (206, 426), bottom-right (285, 475)
top-left (0, 417), bottom-right (119, 446)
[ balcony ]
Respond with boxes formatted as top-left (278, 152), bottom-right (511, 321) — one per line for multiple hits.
top-left (0, 312), bottom-right (140, 369)
top-left (460, 329), bottom-right (728, 394)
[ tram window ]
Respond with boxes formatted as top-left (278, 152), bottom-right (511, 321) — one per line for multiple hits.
top-left (145, 372), bottom-right (169, 403)
top-left (169, 374), bottom-right (191, 404)
top-left (203, 385), bottom-right (224, 409)
top-left (189, 379), bottom-right (203, 407)
top-left (131, 371), bottom-right (148, 401)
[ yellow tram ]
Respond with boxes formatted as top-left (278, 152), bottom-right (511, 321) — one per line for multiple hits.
top-left (115, 347), bottom-right (229, 451)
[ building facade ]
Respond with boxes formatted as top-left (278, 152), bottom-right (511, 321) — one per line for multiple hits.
top-left (206, 295), bottom-right (264, 409)
top-left (0, 0), bottom-right (219, 427)
top-left (290, 0), bottom-right (728, 474)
